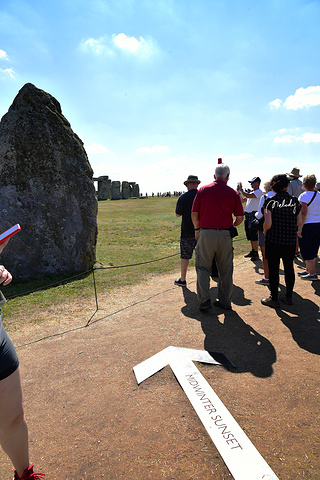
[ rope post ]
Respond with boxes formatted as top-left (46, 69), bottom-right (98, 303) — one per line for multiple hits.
top-left (86, 267), bottom-right (99, 327)
top-left (92, 267), bottom-right (99, 312)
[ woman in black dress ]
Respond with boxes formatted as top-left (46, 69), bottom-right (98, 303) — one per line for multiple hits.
top-left (261, 174), bottom-right (302, 307)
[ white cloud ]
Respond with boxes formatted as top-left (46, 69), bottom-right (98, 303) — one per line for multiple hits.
top-left (284, 86), bottom-right (320, 110)
top-left (80, 33), bottom-right (156, 58)
top-left (274, 132), bottom-right (320, 143)
top-left (136, 145), bottom-right (169, 153)
top-left (300, 132), bottom-right (320, 143)
top-left (0, 68), bottom-right (15, 78)
top-left (0, 49), bottom-right (8, 60)
top-left (274, 135), bottom-right (296, 143)
top-left (79, 37), bottom-right (114, 56)
top-left (269, 98), bottom-right (282, 110)
top-left (0, 51), bottom-right (14, 78)
top-left (113, 33), bottom-right (141, 53)
top-left (270, 86), bottom-right (320, 111)
top-left (112, 33), bottom-right (155, 57)
top-left (86, 142), bottom-right (110, 154)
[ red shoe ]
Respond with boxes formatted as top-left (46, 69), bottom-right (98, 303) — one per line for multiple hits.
top-left (14, 465), bottom-right (45, 480)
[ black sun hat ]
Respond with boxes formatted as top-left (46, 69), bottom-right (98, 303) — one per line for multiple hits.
top-left (184, 175), bottom-right (201, 186)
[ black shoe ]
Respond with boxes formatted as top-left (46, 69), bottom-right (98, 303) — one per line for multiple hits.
top-left (250, 251), bottom-right (259, 261)
top-left (174, 277), bottom-right (186, 287)
top-left (279, 294), bottom-right (293, 305)
top-left (199, 299), bottom-right (212, 311)
top-left (255, 278), bottom-right (270, 285)
top-left (244, 250), bottom-right (254, 258)
top-left (213, 300), bottom-right (232, 310)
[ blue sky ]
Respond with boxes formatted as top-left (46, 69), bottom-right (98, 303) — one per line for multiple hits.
top-left (0, 0), bottom-right (319, 194)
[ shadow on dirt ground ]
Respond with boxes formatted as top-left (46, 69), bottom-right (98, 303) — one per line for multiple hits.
top-left (0, 256), bottom-right (319, 480)
top-left (181, 286), bottom-right (276, 378)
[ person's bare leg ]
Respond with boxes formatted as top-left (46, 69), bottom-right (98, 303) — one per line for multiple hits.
top-left (305, 258), bottom-right (316, 275)
top-left (0, 368), bottom-right (29, 477)
top-left (180, 258), bottom-right (189, 282)
top-left (251, 240), bottom-right (258, 252)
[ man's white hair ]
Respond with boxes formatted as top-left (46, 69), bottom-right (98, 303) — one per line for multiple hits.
top-left (215, 164), bottom-right (230, 178)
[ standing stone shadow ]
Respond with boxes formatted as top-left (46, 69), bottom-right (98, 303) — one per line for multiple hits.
top-left (181, 287), bottom-right (276, 378)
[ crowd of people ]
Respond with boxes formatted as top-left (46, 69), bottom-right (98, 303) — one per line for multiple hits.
top-left (174, 164), bottom-right (320, 311)
top-left (0, 163), bottom-right (318, 479)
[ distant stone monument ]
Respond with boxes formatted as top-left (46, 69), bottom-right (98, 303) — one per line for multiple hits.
top-left (111, 181), bottom-right (121, 200)
top-left (0, 83), bottom-right (98, 279)
top-left (130, 182), bottom-right (140, 198)
top-left (94, 177), bottom-right (140, 200)
top-left (97, 176), bottom-right (111, 200)
top-left (121, 181), bottom-right (130, 199)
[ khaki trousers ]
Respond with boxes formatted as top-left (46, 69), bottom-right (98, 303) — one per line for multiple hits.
top-left (195, 229), bottom-right (233, 307)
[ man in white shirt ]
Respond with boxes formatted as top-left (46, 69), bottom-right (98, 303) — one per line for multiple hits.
top-left (237, 176), bottom-right (263, 260)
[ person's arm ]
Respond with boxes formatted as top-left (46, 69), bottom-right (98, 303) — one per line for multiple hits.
top-left (300, 202), bottom-right (308, 224)
top-left (240, 190), bottom-right (257, 199)
top-left (263, 208), bottom-right (272, 235)
top-left (175, 196), bottom-right (183, 218)
top-left (191, 211), bottom-right (200, 239)
top-left (297, 211), bottom-right (303, 229)
top-left (233, 215), bottom-right (244, 226)
top-left (237, 183), bottom-right (258, 199)
top-left (0, 240), bottom-right (12, 286)
top-left (297, 202), bottom-right (307, 237)
top-left (233, 193), bottom-right (245, 226)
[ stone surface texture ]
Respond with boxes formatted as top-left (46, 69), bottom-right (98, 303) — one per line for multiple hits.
top-left (0, 83), bottom-right (97, 278)
top-left (111, 180), bottom-right (121, 200)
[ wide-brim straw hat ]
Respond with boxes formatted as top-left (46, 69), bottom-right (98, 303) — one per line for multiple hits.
top-left (184, 175), bottom-right (201, 186)
top-left (287, 167), bottom-right (302, 177)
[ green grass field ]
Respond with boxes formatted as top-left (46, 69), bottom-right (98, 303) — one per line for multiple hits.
top-left (2, 196), bottom-right (248, 329)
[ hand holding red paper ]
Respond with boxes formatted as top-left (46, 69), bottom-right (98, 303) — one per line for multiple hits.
top-left (0, 224), bottom-right (21, 245)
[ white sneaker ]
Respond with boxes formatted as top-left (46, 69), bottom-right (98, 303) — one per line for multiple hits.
top-left (298, 270), bottom-right (308, 276)
top-left (300, 273), bottom-right (319, 280)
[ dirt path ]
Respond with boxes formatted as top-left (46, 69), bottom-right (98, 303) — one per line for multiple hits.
top-left (0, 256), bottom-right (319, 480)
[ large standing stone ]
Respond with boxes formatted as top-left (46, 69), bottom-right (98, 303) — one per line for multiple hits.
top-left (0, 83), bottom-right (98, 278)
top-left (121, 181), bottom-right (130, 199)
top-left (97, 176), bottom-right (111, 200)
top-left (128, 182), bottom-right (135, 197)
top-left (130, 182), bottom-right (140, 198)
top-left (111, 181), bottom-right (121, 200)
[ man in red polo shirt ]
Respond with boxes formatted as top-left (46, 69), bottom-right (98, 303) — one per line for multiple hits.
top-left (191, 164), bottom-right (244, 311)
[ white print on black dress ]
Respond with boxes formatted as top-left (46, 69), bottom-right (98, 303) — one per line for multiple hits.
top-left (266, 198), bottom-right (297, 214)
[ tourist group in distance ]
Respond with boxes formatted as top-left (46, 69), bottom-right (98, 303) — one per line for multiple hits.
top-left (174, 162), bottom-right (320, 310)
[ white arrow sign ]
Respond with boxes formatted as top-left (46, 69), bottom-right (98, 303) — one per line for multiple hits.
top-left (133, 346), bottom-right (278, 480)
